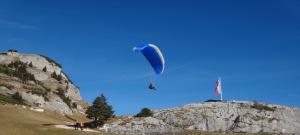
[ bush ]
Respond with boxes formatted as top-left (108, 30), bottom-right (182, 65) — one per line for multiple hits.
top-left (0, 61), bottom-right (36, 82)
top-left (0, 82), bottom-right (15, 90)
top-left (135, 108), bottom-right (153, 117)
top-left (72, 102), bottom-right (77, 108)
top-left (55, 88), bottom-right (71, 108)
top-left (42, 66), bottom-right (47, 72)
top-left (28, 62), bottom-right (33, 67)
top-left (27, 88), bottom-right (49, 102)
top-left (0, 94), bottom-right (20, 104)
top-left (61, 71), bottom-right (73, 84)
top-left (51, 71), bottom-right (57, 78)
top-left (51, 72), bottom-right (62, 81)
top-left (39, 54), bottom-right (62, 68)
top-left (251, 101), bottom-right (275, 111)
top-left (12, 92), bottom-right (24, 104)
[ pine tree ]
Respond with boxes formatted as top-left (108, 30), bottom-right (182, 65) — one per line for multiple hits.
top-left (57, 74), bottom-right (62, 81)
top-left (85, 94), bottom-right (114, 127)
top-left (51, 71), bottom-right (57, 78)
top-left (42, 66), bottom-right (47, 72)
top-left (28, 62), bottom-right (33, 67)
top-left (12, 92), bottom-right (24, 104)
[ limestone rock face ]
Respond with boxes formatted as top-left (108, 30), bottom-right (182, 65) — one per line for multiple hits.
top-left (0, 51), bottom-right (88, 115)
top-left (103, 101), bottom-right (300, 134)
top-left (104, 117), bottom-right (182, 134)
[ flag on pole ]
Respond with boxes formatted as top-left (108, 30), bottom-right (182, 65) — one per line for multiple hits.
top-left (215, 78), bottom-right (222, 95)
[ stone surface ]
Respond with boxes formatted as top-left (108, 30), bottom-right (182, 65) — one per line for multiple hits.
top-left (0, 51), bottom-right (88, 115)
top-left (103, 101), bottom-right (300, 134)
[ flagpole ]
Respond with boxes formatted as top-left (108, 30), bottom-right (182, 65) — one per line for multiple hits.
top-left (220, 77), bottom-right (223, 101)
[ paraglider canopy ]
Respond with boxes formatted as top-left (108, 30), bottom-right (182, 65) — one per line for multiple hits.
top-left (133, 44), bottom-right (165, 75)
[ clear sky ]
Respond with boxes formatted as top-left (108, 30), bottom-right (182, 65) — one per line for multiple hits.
top-left (0, 0), bottom-right (299, 115)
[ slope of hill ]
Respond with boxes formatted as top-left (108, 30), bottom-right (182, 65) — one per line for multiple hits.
top-left (0, 51), bottom-right (88, 115)
top-left (103, 101), bottom-right (300, 134)
top-left (0, 104), bottom-right (102, 135)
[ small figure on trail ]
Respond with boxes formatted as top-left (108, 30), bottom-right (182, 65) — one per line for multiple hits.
top-left (234, 115), bottom-right (240, 124)
top-left (80, 121), bottom-right (84, 130)
top-left (228, 115), bottom-right (241, 131)
top-left (74, 120), bottom-right (80, 130)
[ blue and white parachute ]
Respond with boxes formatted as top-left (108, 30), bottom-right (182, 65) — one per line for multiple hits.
top-left (133, 44), bottom-right (165, 75)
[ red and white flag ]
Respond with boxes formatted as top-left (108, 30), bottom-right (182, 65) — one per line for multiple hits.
top-left (215, 78), bottom-right (222, 95)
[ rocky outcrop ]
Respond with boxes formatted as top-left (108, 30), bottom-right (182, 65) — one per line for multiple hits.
top-left (103, 101), bottom-right (300, 134)
top-left (0, 51), bottom-right (88, 115)
top-left (103, 117), bottom-right (182, 134)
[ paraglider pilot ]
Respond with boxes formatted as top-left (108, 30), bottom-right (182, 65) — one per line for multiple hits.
top-left (148, 83), bottom-right (156, 90)
top-left (133, 44), bottom-right (165, 90)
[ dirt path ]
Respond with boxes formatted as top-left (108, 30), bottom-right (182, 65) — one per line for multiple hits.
top-left (54, 124), bottom-right (99, 133)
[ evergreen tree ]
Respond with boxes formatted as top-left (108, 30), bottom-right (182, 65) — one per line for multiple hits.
top-left (57, 74), bottom-right (62, 81)
top-left (85, 94), bottom-right (114, 127)
top-left (42, 66), bottom-right (47, 72)
top-left (12, 92), bottom-right (24, 104)
top-left (28, 62), bottom-right (33, 67)
top-left (51, 71), bottom-right (57, 78)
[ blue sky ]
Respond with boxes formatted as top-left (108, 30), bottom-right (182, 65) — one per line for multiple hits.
top-left (0, 0), bottom-right (299, 115)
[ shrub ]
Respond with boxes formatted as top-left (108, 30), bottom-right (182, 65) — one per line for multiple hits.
top-left (61, 71), bottom-right (73, 84)
top-left (55, 88), bottom-right (71, 108)
top-left (0, 61), bottom-right (36, 82)
top-left (51, 72), bottom-right (62, 81)
top-left (0, 64), bottom-right (12, 75)
top-left (38, 54), bottom-right (62, 68)
top-left (28, 62), bottom-right (33, 67)
top-left (44, 96), bottom-right (49, 102)
top-left (57, 74), bottom-right (62, 81)
top-left (135, 108), bottom-right (153, 117)
top-left (51, 71), bottom-right (57, 78)
top-left (12, 92), bottom-right (24, 104)
top-left (0, 93), bottom-right (21, 104)
top-left (72, 102), bottom-right (77, 108)
top-left (0, 82), bottom-right (15, 90)
top-left (251, 101), bottom-right (275, 111)
top-left (42, 66), bottom-right (47, 72)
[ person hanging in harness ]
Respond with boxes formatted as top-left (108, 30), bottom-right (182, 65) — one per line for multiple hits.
top-left (148, 83), bottom-right (156, 90)
top-left (133, 44), bottom-right (165, 91)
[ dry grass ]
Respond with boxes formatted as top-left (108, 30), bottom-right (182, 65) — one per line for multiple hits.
top-left (0, 104), bottom-right (105, 135)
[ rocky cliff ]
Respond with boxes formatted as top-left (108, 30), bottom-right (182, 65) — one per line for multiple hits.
top-left (0, 51), bottom-right (88, 115)
top-left (103, 101), bottom-right (300, 134)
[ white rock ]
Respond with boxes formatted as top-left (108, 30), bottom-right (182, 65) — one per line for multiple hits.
top-left (104, 101), bottom-right (300, 134)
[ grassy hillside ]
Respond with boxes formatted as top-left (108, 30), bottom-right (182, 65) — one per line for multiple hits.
top-left (0, 104), bottom-right (104, 135)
